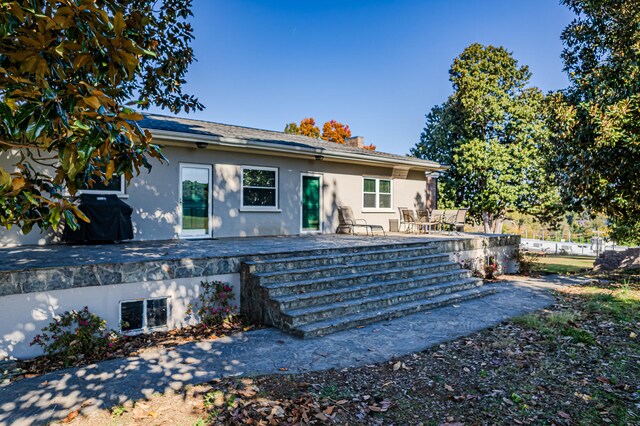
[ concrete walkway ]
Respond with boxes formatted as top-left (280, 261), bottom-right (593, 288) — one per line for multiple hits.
top-left (0, 275), bottom-right (589, 426)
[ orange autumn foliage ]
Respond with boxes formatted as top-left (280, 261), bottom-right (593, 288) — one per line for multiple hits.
top-left (321, 120), bottom-right (352, 144)
top-left (298, 117), bottom-right (321, 138)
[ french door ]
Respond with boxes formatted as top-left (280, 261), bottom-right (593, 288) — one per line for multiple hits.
top-left (179, 164), bottom-right (212, 238)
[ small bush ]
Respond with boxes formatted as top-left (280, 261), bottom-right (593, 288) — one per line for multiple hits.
top-left (512, 247), bottom-right (541, 276)
top-left (187, 280), bottom-right (238, 328)
top-left (30, 306), bottom-right (117, 364)
top-left (484, 256), bottom-right (503, 279)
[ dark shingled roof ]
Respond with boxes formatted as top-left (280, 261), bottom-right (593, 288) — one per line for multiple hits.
top-left (139, 114), bottom-right (443, 169)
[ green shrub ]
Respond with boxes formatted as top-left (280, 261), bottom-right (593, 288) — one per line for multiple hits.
top-left (30, 306), bottom-right (117, 364)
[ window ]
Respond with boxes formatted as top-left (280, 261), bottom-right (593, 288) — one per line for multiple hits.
top-left (78, 174), bottom-right (125, 196)
top-left (120, 298), bottom-right (169, 333)
top-left (241, 166), bottom-right (278, 209)
top-left (363, 178), bottom-right (392, 210)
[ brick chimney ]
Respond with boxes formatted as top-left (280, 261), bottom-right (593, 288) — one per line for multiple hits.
top-left (344, 136), bottom-right (365, 148)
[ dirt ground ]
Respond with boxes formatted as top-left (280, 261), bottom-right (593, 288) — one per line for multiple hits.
top-left (56, 277), bottom-right (639, 426)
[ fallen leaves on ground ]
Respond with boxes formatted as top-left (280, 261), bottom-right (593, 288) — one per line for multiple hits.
top-left (13, 318), bottom-right (253, 382)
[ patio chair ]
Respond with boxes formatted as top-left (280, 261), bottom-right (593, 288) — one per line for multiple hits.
top-left (399, 208), bottom-right (429, 234)
top-left (442, 208), bottom-right (468, 234)
top-left (428, 209), bottom-right (445, 233)
top-left (337, 206), bottom-right (386, 236)
top-left (398, 207), bottom-right (411, 232)
top-left (418, 209), bottom-right (442, 234)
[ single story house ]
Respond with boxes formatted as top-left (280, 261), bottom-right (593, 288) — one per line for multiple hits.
top-left (0, 116), bottom-right (523, 361)
top-left (0, 114), bottom-right (445, 247)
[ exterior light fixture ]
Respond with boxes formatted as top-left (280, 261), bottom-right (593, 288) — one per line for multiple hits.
top-left (315, 155), bottom-right (324, 161)
top-left (195, 142), bottom-right (208, 149)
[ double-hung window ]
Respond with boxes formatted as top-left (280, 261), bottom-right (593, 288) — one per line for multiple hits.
top-left (241, 166), bottom-right (279, 210)
top-left (363, 177), bottom-right (392, 210)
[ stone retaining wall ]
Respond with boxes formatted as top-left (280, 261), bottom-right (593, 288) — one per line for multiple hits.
top-left (0, 235), bottom-right (520, 297)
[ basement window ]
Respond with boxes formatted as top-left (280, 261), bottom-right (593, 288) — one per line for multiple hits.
top-left (120, 297), bottom-right (169, 333)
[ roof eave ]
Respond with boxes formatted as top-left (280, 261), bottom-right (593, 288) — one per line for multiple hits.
top-left (147, 128), bottom-right (447, 172)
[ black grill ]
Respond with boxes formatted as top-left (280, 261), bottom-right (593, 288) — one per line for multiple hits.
top-left (63, 194), bottom-right (134, 243)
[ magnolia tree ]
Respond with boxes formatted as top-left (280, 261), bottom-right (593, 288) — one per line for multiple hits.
top-left (547, 0), bottom-right (640, 244)
top-left (411, 44), bottom-right (563, 233)
top-left (0, 0), bottom-right (202, 234)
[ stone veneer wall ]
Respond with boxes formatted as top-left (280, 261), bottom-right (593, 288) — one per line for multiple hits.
top-left (434, 235), bottom-right (521, 275)
top-left (0, 235), bottom-right (520, 298)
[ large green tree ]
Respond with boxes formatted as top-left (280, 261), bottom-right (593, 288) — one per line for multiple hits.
top-left (548, 0), bottom-right (640, 244)
top-left (0, 0), bottom-right (202, 234)
top-left (411, 43), bottom-right (563, 233)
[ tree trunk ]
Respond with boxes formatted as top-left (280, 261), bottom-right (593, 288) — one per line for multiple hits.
top-left (493, 218), bottom-right (504, 234)
top-left (481, 211), bottom-right (504, 234)
top-left (482, 212), bottom-right (492, 234)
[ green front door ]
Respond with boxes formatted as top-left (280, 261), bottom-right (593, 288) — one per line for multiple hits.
top-left (302, 175), bottom-right (321, 231)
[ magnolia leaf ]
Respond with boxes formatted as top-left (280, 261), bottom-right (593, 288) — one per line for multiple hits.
top-left (84, 96), bottom-right (101, 110)
top-left (0, 167), bottom-right (11, 189)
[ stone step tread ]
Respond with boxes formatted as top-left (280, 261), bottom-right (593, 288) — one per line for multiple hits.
top-left (282, 277), bottom-right (483, 318)
top-left (253, 253), bottom-right (450, 278)
top-left (273, 271), bottom-right (475, 305)
top-left (262, 261), bottom-right (461, 290)
top-left (294, 286), bottom-right (497, 335)
top-left (243, 244), bottom-right (438, 267)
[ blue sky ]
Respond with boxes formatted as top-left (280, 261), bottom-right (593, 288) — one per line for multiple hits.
top-left (150, 0), bottom-right (575, 155)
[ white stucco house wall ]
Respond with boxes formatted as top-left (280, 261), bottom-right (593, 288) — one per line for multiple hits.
top-left (0, 114), bottom-right (445, 247)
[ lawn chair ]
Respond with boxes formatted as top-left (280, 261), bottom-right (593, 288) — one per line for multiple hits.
top-left (398, 207), bottom-right (411, 232)
top-left (443, 208), bottom-right (468, 234)
top-left (399, 208), bottom-right (429, 234)
top-left (418, 209), bottom-right (442, 234)
top-left (337, 206), bottom-right (386, 236)
top-left (428, 209), bottom-right (445, 233)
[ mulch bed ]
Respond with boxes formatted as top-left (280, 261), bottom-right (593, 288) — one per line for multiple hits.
top-left (11, 318), bottom-right (253, 382)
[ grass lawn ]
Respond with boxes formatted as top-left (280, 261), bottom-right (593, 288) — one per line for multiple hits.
top-left (534, 254), bottom-right (595, 274)
top-left (64, 280), bottom-right (640, 426)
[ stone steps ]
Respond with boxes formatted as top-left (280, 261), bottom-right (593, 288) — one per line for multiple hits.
top-left (282, 277), bottom-right (484, 328)
top-left (240, 242), bottom-right (496, 337)
top-left (273, 270), bottom-right (474, 310)
top-left (243, 244), bottom-right (439, 273)
top-left (261, 261), bottom-right (461, 297)
top-left (252, 253), bottom-right (451, 284)
top-left (293, 286), bottom-right (498, 338)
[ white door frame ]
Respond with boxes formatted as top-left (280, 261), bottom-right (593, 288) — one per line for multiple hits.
top-left (179, 163), bottom-right (213, 238)
top-left (300, 173), bottom-right (323, 234)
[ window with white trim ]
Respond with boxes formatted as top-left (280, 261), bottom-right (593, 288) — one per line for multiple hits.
top-left (78, 174), bottom-right (125, 196)
top-left (120, 297), bottom-right (169, 333)
top-left (241, 166), bottom-right (278, 209)
top-left (363, 177), bottom-right (392, 209)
